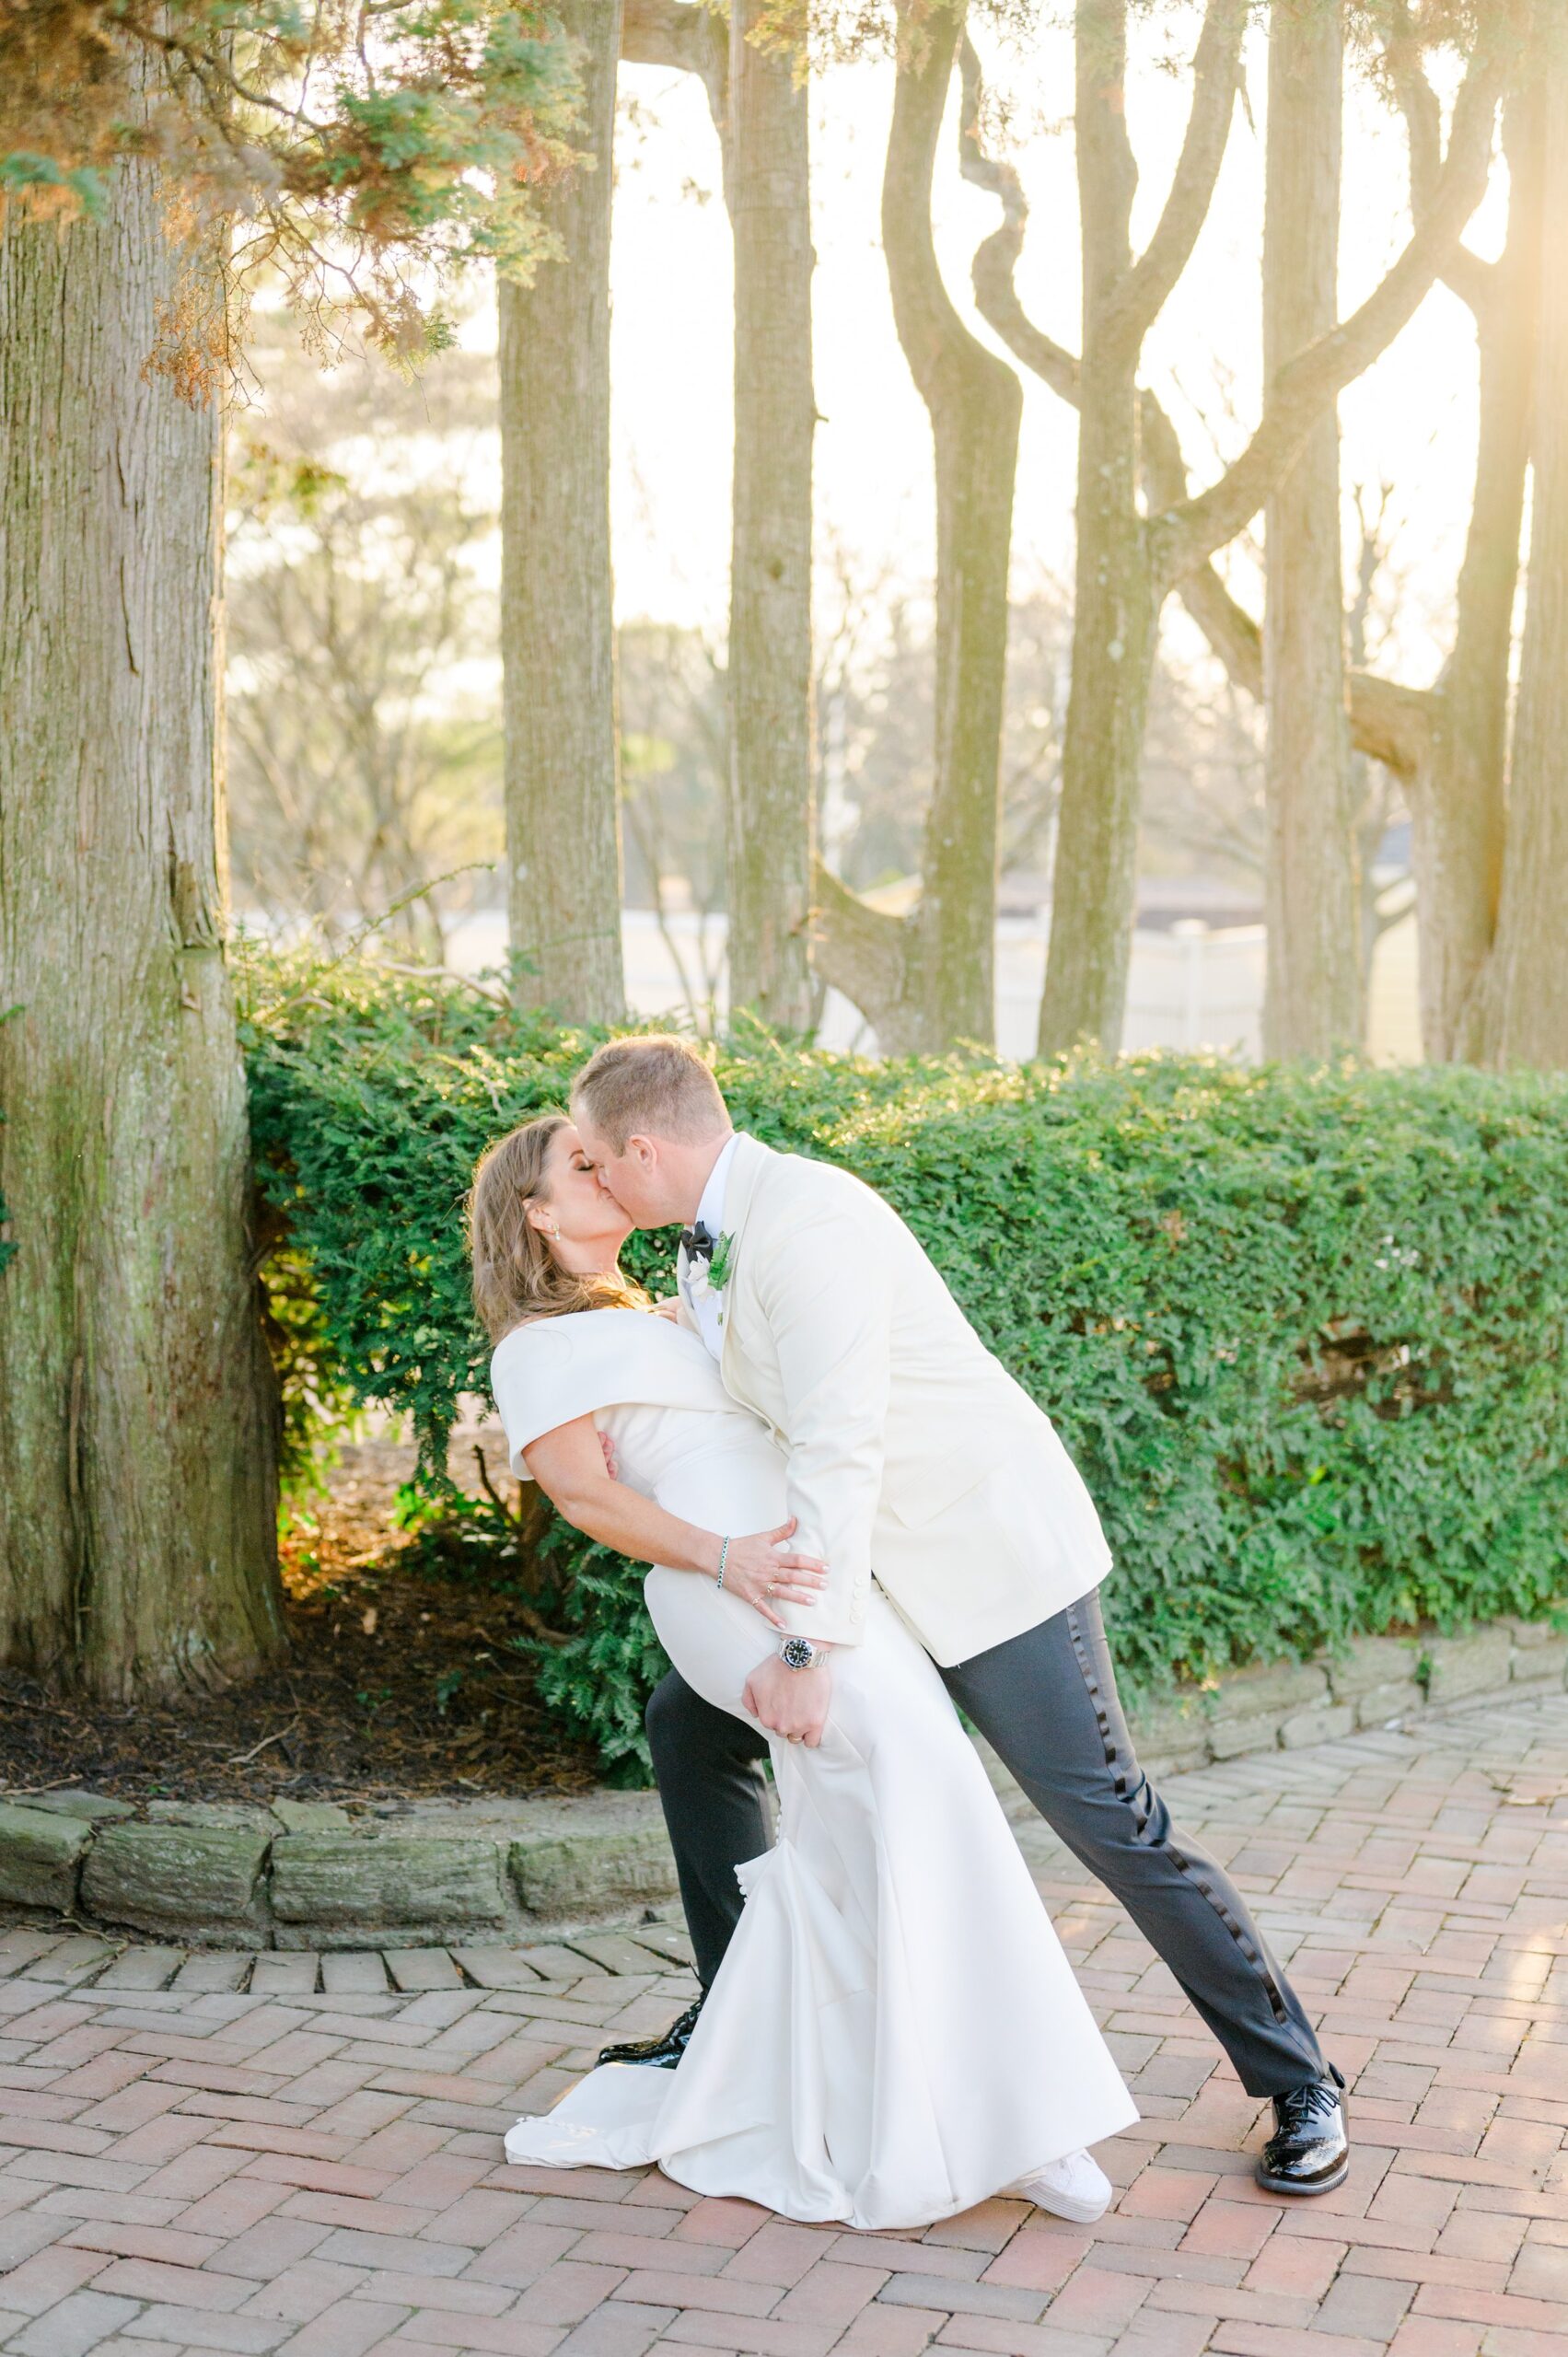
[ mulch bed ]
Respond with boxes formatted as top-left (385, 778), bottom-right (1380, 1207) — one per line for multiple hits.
top-left (0, 1441), bottom-right (601, 1808)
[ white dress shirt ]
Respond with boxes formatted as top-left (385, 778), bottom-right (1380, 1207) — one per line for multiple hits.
top-left (680, 1132), bottom-right (741, 1361)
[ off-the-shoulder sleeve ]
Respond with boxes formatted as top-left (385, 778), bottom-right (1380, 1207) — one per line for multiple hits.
top-left (489, 1310), bottom-right (731, 1480)
top-left (489, 1323), bottom-right (609, 1479)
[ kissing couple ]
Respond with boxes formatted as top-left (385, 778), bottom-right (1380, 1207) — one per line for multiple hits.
top-left (470, 1034), bottom-right (1348, 2231)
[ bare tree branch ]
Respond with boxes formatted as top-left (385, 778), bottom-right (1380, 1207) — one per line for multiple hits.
top-left (1138, 384), bottom-right (1431, 778)
top-left (1155, 29), bottom-right (1507, 578)
top-left (960, 78), bottom-right (1434, 785)
top-left (620, 0), bottom-right (727, 131)
top-left (1384, 0), bottom-right (1496, 319)
top-left (808, 856), bottom-right (908, 1029)
top-left (1100, 0), bottom-right (1247, 365)
top-left (959, 37), bottom-right (1081, 402)
top-left (1135, 385), bottom-right (1257, 669)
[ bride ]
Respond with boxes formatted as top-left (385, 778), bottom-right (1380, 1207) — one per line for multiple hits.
top-left (471, 1112), bottom-right (1136, 2234)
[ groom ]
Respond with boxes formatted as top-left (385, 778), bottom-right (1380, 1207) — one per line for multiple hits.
top-left (570, 1034), bottom-right (1349, 2197)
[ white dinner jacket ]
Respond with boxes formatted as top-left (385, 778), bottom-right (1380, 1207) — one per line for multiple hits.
top-left (677, 1132), bottom-right (1111, 1665)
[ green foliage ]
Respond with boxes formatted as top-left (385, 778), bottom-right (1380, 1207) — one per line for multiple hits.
top-left (526, 1525), bottom-right (675, 1786)
top-left (0, 153), bottom-right (108, 214)
top-left (2, 0), bottom-right (584, 360)
top-left (243, 946), bottom-right (1568, 1775)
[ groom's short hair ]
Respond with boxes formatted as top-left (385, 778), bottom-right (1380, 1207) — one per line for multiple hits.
top-left (573, 1035), bottom-right (729, 1151)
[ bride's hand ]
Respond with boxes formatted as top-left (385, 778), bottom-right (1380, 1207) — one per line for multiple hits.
top-left (719, 1519), bottom-right (830, 1631)
top-left (650, 1295), bottom-right (681, 1323)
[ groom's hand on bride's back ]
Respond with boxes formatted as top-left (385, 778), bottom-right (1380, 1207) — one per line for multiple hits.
top-left (742, 1652), bottom-right (832, 1747)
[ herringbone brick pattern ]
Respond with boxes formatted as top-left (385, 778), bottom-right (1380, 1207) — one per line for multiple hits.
top-left (1, 1693), bottom-right (1564, 2357)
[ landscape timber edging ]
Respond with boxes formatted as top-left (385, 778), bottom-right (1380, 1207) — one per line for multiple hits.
top-left (0, 1612), bottom-right (1562, 1950)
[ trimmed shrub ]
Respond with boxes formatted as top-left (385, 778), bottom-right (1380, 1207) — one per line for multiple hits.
top-left (241, 946), bottom-right (1568, 1777)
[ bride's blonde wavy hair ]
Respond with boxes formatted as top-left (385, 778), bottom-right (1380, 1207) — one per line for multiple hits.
top-left (468, 1113), bottom-right (646, 1342)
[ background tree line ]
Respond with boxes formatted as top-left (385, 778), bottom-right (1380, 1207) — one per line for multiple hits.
top-left (223, 336), bottom-right (1273, 1008)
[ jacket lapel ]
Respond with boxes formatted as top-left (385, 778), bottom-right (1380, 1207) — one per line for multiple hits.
top-left (715, 1132), bottom-right (770, 1392)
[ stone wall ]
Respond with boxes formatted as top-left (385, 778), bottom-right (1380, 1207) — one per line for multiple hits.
top-left (0, 1790), bottom-right (683, 1953)
top-left (1121, 1617), bottom-right (1564, 1776)
top-left (0, 1615), bottom-right (1561, 1949)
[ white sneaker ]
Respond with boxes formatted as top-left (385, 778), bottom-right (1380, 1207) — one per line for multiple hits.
top-left (1011, 2148), bottom-right (1113, 2223)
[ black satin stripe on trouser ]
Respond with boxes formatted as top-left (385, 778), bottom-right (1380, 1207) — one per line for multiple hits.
top-left (937, 1589), bottom-right (1327, 2099)
top-left (645, 1588), bottom-right (1327, 2098)
top-left (644, 1667), bottom-right (772, 1990)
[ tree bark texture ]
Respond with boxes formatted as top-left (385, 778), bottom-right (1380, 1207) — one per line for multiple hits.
top-left (726, 0), bottom-right (816, 1032)
top-left (621, 0), bottom-right (727, 136)
top-left (0, 171), bottom-right (283, 1698)
top-left (1418, 92), bottom-right (1540, 1060)
top-left (968, 2), bottom-right (1495, 1054)
top-left (1478, 32), bottom-right (1568, 1067)
top-left (1037, 0), bottom-right (1159, 1055)
top-left (1260, 0), bottom-right (1359, 1059)
top-left (810, 1), bottom-right (1020, 1056)
top-left (499, 0), bottom-right (626, 1027)
top-left (1160, 33), bottom-right (1523, 1064)
top-left (877, 0), bottom-right (1020, 1052)
top-left (889, 2), bottom-right (1020, 1055)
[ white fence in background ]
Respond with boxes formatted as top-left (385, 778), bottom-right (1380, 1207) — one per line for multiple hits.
top-left (441, 906), bottom-right (1419, 1064)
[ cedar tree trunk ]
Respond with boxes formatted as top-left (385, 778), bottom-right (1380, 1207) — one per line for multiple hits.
top-left (1479, 31), bottom-right (1568, 1066)
top-left (818, 0), bottom-right (1020, 1055)
top-left (0, 168), bottom-right (283, 1698)
top-left (1421, 91), bottom-right (1541, 1060)
top-left (971, 1), bottom-right (1498, 1056)
top-left (726, 0), bottom-right (816, 1032)
top-left (1261, 0), bottom-right (1359, 1058)
top-left (500, 0), bottom-right (627, 1026)
top-left (1037, 1), bottom-right (1157, 1055)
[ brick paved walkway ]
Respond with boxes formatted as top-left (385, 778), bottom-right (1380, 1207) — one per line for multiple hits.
top-left (1, 1692), bottom-right (1564, 2357)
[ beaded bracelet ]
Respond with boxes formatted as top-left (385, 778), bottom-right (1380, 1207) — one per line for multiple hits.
top-left (715, 1536), bottom-right (730, 1591)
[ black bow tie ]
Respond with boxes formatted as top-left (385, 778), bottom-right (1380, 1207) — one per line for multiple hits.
top-left (679, 1220), bottom-right (716, 1264)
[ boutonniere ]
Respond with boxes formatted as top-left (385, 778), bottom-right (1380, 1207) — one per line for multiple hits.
top-left (708, 1232), bottom-right (736, 1291)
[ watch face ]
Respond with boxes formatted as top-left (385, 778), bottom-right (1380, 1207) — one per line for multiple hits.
top-left (781, 1636), bottom-right (815, 1670)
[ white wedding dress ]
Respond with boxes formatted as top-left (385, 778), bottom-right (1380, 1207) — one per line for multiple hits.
top-left (491, 1307), bottom-right (1136, 2232)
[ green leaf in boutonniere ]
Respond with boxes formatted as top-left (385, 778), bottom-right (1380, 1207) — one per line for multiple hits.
top-left (708, 1231), bottom-right (736, 1290)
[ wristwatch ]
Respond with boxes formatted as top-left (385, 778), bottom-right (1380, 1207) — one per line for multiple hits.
top-left (779, 1634), bottom-right (827, 1672)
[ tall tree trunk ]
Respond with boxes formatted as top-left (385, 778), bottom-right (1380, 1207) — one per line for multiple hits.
top-left (1260, 0), bottom-right (1357, 1058)
top-left (1420, 320), bottom-right (1529, 1060)
top-left (965, 0), bottom-right (1247, 1056)
top-left (975, 3), bottom-right (1495, 1053)
top-left (1039, 398), bottom-right (1157, 1056)
top-left (1478, 32), bottom-right (1568, 1066)
top-left (1037, 3), bottom-right (1156, 1056)
top-left (1419, 92), bottom-right (1541, 1060)
top-left (831, 0), bottom-right (1019, 1055)
top-left (0, 169), bottom-right (283, 1698)
top-left (726, 0), bottom-right (815, 1032)
top-left (891, 1), bottom-right (1020, 1056)
top-left (499, 0), bottom-right (626, 1027)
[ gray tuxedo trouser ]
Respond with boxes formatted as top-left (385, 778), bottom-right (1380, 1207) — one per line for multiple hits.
top-left (644, 1585), bottom-right (1328, 2099)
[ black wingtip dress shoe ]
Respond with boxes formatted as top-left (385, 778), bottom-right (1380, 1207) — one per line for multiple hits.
top-left (597, 1996), bottom-right (704, 2072)
top-left (1256, 2067), bottom-right (1349, 2194)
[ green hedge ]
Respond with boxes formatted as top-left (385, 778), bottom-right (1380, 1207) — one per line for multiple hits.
top-left (241, 946), bottom-right (1568, 1778)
